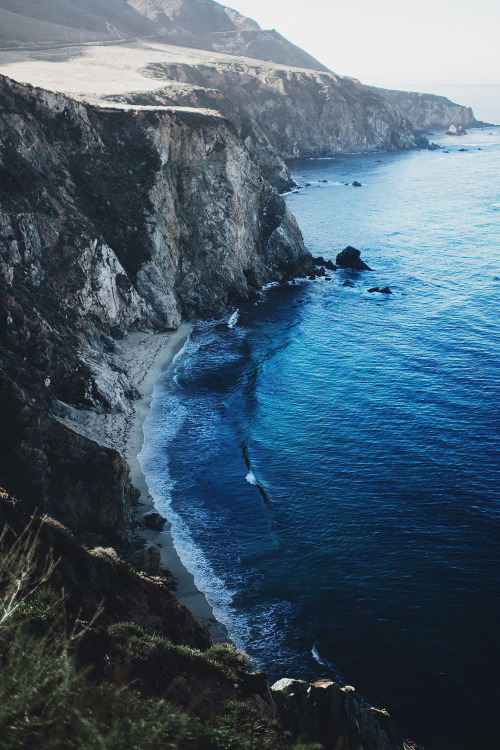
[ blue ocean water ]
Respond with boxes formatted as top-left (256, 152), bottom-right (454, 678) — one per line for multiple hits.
top-left (140, 92), bottom-right (500, 750)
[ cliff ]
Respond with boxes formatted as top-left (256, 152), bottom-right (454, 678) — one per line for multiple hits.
top-left (116, 60), bottom-right (429, 160)
top-left (0, 72), bottom-right (310, 537)
top-left (374, 88), bottom-right (488, 131)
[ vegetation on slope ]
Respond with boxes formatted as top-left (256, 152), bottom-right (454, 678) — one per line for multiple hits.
top-left (0, 491), bottom-right (319, 749)
top-left (0, 7), bottom-right (113, 47)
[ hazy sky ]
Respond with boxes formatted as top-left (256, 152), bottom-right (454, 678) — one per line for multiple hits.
top-left (224, 0), bottom-right (500, 88)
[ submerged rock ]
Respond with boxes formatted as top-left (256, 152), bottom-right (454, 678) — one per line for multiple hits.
top-left (336, 246), bottom-right (372, 271)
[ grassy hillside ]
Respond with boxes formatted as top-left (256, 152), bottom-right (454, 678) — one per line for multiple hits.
top-left (0, 7), bottom-right (113, 47)
top-left (0, 490), bottom-right (319, 750)
top-left (0, 0), bottom-right (111, 32)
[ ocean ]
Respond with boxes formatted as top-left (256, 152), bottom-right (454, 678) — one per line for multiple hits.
top-left (139, 87), bottom-right (500, 749)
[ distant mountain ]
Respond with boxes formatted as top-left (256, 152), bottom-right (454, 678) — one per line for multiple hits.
top-left (0, 0), bottom-right (329, 69)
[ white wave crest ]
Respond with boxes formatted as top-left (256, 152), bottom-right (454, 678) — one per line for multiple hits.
top-left (246, 470), bottom-right (258, 485)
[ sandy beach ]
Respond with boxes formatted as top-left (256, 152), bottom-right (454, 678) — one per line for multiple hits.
top-left (61, 325), bottom-right (230, 643)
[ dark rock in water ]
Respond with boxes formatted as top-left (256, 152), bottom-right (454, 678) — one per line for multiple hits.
top-left (316, 266), bottom-right (326, 277)
top-left (320, 179), bottom-right (328, 183)
top-left (305, 182), bottom-right (312, 186)
top-left (313, 255), bottom-right (335, 270)
top-left (458, 148), bottom-right (468, 152)
top-left (325, 275), bottom-right (332, 280)
top-left (428, 142), bottom-right (440, 150)
top-left (343, 280), bottom-right (355, 288)
top-left (293, 190), bottom-right (300, 194)
top-left (352, 180), bottom-right (362, 187)
top-left (446, 124), bottom-right (467, 136)
top-left (478, 147), bottom-right (482, 150)
top-left (336, 246), bottom-right (372, 271)
top-left (343, 182), bottom-right (349, 186)
top-left (368, 286), bottom-right (392, 294)
top-left (443, 150), bottom-right (450, 153)
top-left (308, 274), bottom-right (316, 280)
top-left (143, 511), bottom-right (166, 531)
top-left (376, 159), bottom-right (382, 162)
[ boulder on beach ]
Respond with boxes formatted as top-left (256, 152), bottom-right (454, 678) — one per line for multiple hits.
top-left (336, 246), bottom-right (372, 271)
top-left (144, 511), bottom-right (167, 531)
top-left (446, 124), bottom-right (467, 136)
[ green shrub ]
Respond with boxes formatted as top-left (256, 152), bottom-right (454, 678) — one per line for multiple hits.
top-left (0, 525), bottom-right (308, 749)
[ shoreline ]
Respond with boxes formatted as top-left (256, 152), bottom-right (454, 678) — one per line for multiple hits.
top-left (62, 325), bottom-right (230, 643)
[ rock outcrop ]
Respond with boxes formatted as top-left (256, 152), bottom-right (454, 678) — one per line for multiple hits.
top-left (336, 246), bottom-right (372, 271)
top-left (446, 124), bottom-right (467, 136)
top-left (272, 678), bottom-right (409, 750)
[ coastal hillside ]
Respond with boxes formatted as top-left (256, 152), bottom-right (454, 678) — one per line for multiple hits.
top-left (0, 0), bottom-right (328, 70)
top-left (0, 0), bottom-right (483, 163)
top-left (375, 88), bottom-right (486, 130)
top-left (127, 60), bottom-right (430, 158)
top-left (0, 72), bottom-right (310, 536)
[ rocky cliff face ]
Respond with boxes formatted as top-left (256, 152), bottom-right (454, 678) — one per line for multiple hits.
top-left (0, 72), bottom-right (311, 536)
top-left (374, 88), bottom-right (486, 131)
top-left (135, 61), bottom-right (429, 160)
top-left (272, 678), bottom-right (413, 750)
